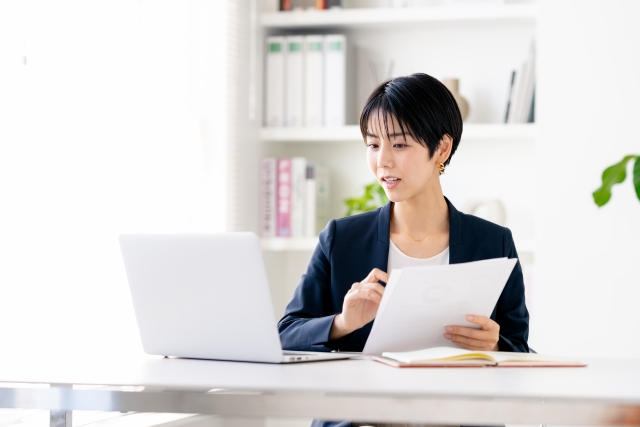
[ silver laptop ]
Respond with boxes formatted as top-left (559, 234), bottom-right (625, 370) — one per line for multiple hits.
top-left (119, 232), bottom-right (352, 363)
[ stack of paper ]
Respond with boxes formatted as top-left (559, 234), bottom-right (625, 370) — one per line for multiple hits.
top-left (362, 258), bottom-right (517, 355)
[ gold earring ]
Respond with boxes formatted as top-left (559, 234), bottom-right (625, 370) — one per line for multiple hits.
top-left (438, 162), bottom-right (445, 175)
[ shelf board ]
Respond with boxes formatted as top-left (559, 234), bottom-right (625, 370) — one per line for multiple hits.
top-left (262, 236), bottom-right (536, 257)
top-left (261, 237), bottom-right (319, 251)
top-left (260, 4), bottom-right (537, 29)
top-left (260, 123), bottom-right (536, 143)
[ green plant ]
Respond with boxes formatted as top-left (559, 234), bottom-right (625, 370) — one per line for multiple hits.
top-left (592, 155), bottom-right (640, 207)
top-left (344, 181), bottom-right (389, 216)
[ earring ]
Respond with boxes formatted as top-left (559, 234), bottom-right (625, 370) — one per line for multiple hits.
top-left (438, 162), bottom-right (445, 175)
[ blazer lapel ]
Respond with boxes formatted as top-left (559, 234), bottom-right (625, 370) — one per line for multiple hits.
top-left (445, 196), bottom-right (465, 264)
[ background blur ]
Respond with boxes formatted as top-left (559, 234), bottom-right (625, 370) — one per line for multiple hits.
top-left (1, 0), bottom-right (639, 372)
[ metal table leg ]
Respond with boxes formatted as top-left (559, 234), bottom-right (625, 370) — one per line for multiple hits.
top-left (50, 385), bottom-right (72, 427)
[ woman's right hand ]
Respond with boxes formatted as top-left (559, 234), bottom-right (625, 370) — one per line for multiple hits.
top-left (329, 268), bottom-right (388, 341)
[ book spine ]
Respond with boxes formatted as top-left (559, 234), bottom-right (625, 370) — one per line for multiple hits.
top-left (323, 34), bottom-right (346, 127)
top-left (507, 62), bottom-right (526, 124)
top-left (260, 158), bottom-right (277, 237)
top-left (266, 36), bottom-right (285, 127)
top-left (305, 165), bottom-right (317, 237)
top-left (304, 35), bottom-right (324, 127)
top-left (527, 86), bottom-right (536, 123)
top-left (291, 0), bottom-right (306, 11)
top-left (285, 36), bottom-right (304, 127)
top-left (520, 42), bottom-right (536, 123)
top-left (291, 157), bottom-right (307, 237)
top-left (277, 158), bottom-right (292, 237)
top-left (504, 70), bottom-right (515, 124)
top-left (314, 165), bottom-right (330, 233)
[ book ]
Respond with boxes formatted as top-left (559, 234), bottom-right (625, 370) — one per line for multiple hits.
top-left (266, 37), bottom-right (285, 127)
top-left (305, 165), bottom-right (317, 237)
top-left (280, 0), bottom-right (292, 11)
top-left (260, 158), bottom-right (277, 237)
top-left (504, 70), bottom-right (515, 123)
top-left (277, 158), bottom-right (292, 237)
top-left (304, 35), bottom-right (324, 127)
top-left (323, 34), bottom-right (346, 127)
top-left (285, 36), bottom-right (304, 127)
top-left (515, 43), bottom-right (536, 123)
top-left (314, 165), bottom-right (330, 233)
top-left (290, 157), bottom-right (307, 237)
top-left (374, 347), bottom-right (587, 368)
top-left (507, 61), bottom-right (526, 124)
top-left (507, 42), bottom-right (536, 124)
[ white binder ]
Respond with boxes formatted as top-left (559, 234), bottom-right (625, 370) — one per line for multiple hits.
top-left (323, 34), bottom-right (346, 127)
top-left (285, 36), bottom-right (304, 127)
top-left (304, 35), bottom-right (324, 127)
top-left (266, 36), bottom-right (285, 127)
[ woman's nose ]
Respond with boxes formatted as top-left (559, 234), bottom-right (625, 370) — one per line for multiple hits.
top-left (377, 146), bottom-right (393, 169)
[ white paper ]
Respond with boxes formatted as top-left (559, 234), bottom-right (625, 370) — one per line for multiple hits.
top-left (362, 258), bottom-right (518, 355)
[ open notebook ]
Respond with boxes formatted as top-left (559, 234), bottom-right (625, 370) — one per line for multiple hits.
top-left (373, 347), bottom-right (587, 368)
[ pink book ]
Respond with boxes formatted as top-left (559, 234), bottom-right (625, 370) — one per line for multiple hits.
top-left (277, 158), bottom-right (292, 237)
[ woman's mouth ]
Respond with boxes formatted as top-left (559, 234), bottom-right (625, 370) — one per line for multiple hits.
top-left (381, 176), bottom-right (401, 189)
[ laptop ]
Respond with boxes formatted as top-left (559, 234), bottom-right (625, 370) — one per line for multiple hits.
top-left (119, 232), bottom-right (353, 363)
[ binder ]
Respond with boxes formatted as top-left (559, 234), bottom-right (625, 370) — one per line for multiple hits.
top-left (266, 36), bottom-right (285, 127)
top-left (285, 36), bottom-right (304, 127)
top-left (323, 34), bottom-right (346, 127)
top-left (304, 35), bottom-right (324, 127)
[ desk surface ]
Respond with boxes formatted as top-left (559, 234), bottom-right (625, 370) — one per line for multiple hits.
top-left (1, 352), bottom-right (640, 426)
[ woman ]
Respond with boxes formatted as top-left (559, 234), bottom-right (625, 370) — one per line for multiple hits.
top-left (277, 73), bottom-right (529, 425)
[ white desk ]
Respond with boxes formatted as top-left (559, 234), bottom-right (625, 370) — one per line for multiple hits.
top-left (1, 352), bottom-right (640, 427)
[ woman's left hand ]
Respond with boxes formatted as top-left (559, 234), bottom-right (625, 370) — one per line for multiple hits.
top-left (444, 315), bottom-right (500, 351)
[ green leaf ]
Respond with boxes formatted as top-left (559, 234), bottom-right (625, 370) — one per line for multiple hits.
top-left (634, 157), bottom-right (640, 202)
top-left (344, 181), bottom-right (388, 216)
top-left (592, 155), bottom-right (637, 207)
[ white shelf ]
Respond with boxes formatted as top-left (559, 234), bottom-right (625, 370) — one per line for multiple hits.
top-left (260, 123), bottom-right (536, 143)
top-left (261, 237), bottom-right (319, 251)
top-left (260, 4), bottom-right (537, 29)
top-left (261, 236), bottom-right (535, 255)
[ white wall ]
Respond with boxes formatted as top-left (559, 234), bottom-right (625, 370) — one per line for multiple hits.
top-left (533, 0), bottom-right (640, 357)
top-left (0, 0), bottom-right (228, 357)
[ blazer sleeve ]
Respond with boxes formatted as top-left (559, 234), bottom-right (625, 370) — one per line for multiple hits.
top-left (495, 227), bottom-right (530, 353)
top-left (277, 220), bottom-right (337, 351)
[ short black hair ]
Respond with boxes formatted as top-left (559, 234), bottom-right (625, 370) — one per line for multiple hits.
top-left (359, 73), bottom-right (463, 166)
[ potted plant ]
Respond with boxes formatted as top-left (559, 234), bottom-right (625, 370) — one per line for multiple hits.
top-left (344, 181), bottom-right (389, 216)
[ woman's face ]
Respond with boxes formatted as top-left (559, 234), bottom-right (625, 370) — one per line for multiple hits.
top-left (365, 114), bottom-right (447, 203)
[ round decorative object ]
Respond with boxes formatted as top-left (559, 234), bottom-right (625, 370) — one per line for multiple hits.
top-left (443, 78), bottom-right (470, 122)
top-left (462, 199), bottom-right (506, 226)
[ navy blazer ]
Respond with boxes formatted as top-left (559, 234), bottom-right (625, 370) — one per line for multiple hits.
top-left (278, 197), bottom-right (529, 353)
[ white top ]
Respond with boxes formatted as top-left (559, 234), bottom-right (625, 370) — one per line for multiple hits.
top-left (388, 240), bottom-right (449, 270)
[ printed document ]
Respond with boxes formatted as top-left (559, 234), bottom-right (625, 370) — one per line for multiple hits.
top-left (362, 258), bottom-right (518, 355)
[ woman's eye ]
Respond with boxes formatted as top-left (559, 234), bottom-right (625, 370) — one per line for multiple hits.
top-left (367, 144), bottom-right (379, 149)
top-left (394, 144), bottom-right (407, 149)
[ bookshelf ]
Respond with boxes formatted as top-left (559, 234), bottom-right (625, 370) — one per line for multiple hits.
top-left (260, 4), bottom-right (538, 29)
top-left (260, 123), bottom-right (537, 143)
top-left (248, 0), bottom-right (538, 319)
